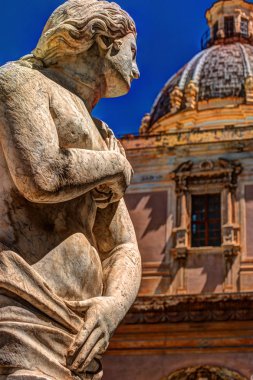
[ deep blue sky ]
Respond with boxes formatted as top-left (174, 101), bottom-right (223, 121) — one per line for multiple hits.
top-left (2, 0), bottom-right (251, 136)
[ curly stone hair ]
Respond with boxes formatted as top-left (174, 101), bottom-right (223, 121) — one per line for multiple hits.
top-left (32, 0), bottom-right (136, 66)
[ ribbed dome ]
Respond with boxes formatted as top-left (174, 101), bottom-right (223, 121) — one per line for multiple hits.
top-left (149, 43), bottom-right (253, 128)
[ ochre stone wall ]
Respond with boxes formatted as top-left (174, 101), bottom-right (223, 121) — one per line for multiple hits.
top-left (185, 251), bottom-right (225, 294)
top-left (103, 353), bottom-right (253, 380)
top-left (125, 192), bottom-right (167, 262)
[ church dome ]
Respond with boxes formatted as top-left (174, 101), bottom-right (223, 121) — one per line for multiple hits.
top-left (143, 0), bottom-right (253, 134)
top-left (150, 43), bottom-right (253, 125)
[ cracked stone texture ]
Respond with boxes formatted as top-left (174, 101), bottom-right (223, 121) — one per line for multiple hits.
top-left (0, 0), bottom-right (141, 379)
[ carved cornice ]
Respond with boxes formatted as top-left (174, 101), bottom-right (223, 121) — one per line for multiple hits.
top-left (172, 158), bottom-right (242, 193)
top-left (124, 293), bottom-right (253, 325)
top-left (121, 125), bottom-right (253, 152)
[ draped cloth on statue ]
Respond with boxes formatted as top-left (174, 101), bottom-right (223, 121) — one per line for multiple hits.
top-left (0, 250), bottom-right (103, 380)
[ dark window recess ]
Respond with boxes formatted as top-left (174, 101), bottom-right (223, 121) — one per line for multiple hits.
top-left (241, 18), bottom-right (249, 38)
top-left (213, 21), bottom-right (219, 40)
top-left (224, 16), bottom-right (234, 38)
top-left (191, 194), bottom-right (221, 247)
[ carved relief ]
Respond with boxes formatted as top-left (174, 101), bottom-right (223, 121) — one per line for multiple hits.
top-left (162, 366), bottom-right (247, 380)
top-left (170, 86), bottom-right (183, 113)
top-left (185, 80), bottom-right (199, 110)
top-left (125, 293), bottom-right (253, 325)
top-left (171, 158), bottom-right (242, 259)
top-left (172, 158), bottom-right (242, 193)
top-left (139, 113), bottom-right (151, 135)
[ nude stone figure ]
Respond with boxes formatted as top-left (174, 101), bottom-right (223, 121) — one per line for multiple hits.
top-left (0, 1), bottom-right (141, 379)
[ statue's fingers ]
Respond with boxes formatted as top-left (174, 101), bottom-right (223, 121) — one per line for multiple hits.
top-left (70, 328), bottom-right (103, 371)
top-left (109, 136), bottom-right (114, 150)
top-left (114, 139), bottom-right (119, 152)
top-left (75, 338), bottom-right (107, 374)
top-left (68, 315), bottom-right (97, 356)
top-left (107, 128), bottom-right (114, 137)
top-left (105, 137), bottom-right (110, 148)
top-left (117, 141), bottom-right (126, 157)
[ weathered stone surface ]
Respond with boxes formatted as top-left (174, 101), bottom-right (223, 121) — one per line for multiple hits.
top-left (0, 0), bottom-right (141, 379)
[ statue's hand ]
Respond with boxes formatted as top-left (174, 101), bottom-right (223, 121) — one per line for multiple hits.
top-left (106, 131), bottom-right (133, 193)
top-left (104, 155), bottom-right (133, 201)
top-left (94, 119), bottom-right (126, 158)
top-left (106, 129), bottom-right (126, 158)
top-left (92, 121), bottom-right (132, 207)
top-left (66, 297), bottom-right (121, 375)
top-left (92, 153), bottom-right (133, 208)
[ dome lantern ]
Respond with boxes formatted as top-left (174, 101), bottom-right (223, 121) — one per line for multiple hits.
top-left (202, 0), bottom-right (253, 49)
top-left (145, 0), bottom-right (253, 134)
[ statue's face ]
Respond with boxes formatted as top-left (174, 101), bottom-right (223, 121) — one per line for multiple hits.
top-left (103, 33), bottom-right (140, 98)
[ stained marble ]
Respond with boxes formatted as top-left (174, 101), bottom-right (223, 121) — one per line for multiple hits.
top-left (0, 1), bottom-right (141, 379)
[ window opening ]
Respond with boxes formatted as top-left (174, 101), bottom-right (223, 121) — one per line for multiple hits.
top-left (191, 194), bottom-right (221, 247)
top-left (224, 16), bottom-right (234, 38)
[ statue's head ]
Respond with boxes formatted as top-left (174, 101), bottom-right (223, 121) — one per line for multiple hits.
top-left (33, 0), bottom-right (139, 97)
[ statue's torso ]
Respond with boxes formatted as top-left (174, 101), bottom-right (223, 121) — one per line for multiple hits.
top-left (0, 62), bottom-right (108, 300)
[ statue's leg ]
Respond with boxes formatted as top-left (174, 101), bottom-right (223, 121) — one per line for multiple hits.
top-left (0, 250), bottom-right (82, 380)
top-left (0, 249), bottom-right (103, 380)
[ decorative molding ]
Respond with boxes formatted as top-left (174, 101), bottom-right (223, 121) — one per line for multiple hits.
top-left (172, 158), bottom-right (242, 193)
top-left (185, 80), bottom-right (199, 110)
top-left (222, 223), bottom-right (240, 258)
top-left (139, 113), bottom-right (151, 135)
top-left (170, 86), bottom-right (183, 114)
top-left (121, 125), bottom-right (253, 152)
top-left (124, 293), bottom-right (253, 325)
top-left (170, 159), bottom-right (242, 268)
top-left (245, 75), bottom-right (253, 104)
top-left (142, 262), bottom-right (171, 277)
top-left (171, 227), bottom-right (188, 260)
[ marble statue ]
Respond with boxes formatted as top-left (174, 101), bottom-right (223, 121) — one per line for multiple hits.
top-left (0, 0), bottom-right (141, 379)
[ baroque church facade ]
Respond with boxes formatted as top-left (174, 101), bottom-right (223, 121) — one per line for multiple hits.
top-left (103, 0), bottom-right (253, 379)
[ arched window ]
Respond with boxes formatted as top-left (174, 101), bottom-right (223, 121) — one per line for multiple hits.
top-left (162, 366), bottom-right (247, 380)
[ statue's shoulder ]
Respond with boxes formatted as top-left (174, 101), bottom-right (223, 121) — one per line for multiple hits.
top-left (0, 61), bottom-right (44, 97)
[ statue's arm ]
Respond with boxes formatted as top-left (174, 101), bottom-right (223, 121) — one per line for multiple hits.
top-left (67, 199), bottom-right (141, 373)
top-left (94, 199), bottom-right (141, 312)
top-left (0, 78), bottom-right (130, 203)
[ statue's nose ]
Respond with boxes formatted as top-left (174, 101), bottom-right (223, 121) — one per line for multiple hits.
top-left (132, 66), bottom-right (140, 79)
